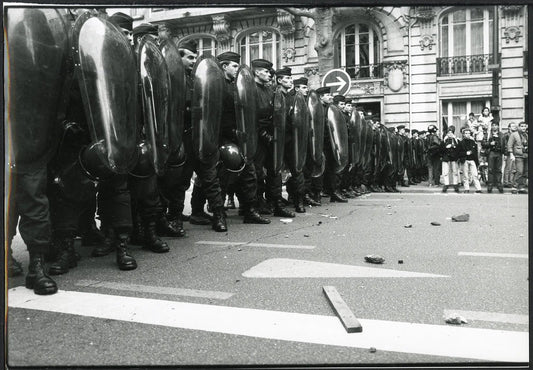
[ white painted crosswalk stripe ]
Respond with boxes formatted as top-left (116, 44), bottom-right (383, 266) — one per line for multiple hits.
top-left (195, 241), bottom-right (315, 249)
top-left (75, 280), bottom-right (234, 300)
top-left (8, 287), bottom-right (527, 362)
top-left (242, 258), bottom-right (450, 278)
top-left (444, 310), bottom-right (528, 325)
top-left (458, 252), bottom-right (528, 259)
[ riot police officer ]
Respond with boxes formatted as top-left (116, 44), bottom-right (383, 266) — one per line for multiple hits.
top-left (252, 59), bottom-right (294, 218)
top-left (216, 51), bottom-right (270, 224)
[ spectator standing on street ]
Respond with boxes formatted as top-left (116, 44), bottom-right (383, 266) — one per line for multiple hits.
top-left (482, 120), bottom-right (505, 193)
top-left (502, 122), bottom-right (517, 188)
top-left (507, 121), bottom-right (528, 194)
top-left (458, 127), bottom-right (482, 193)
top-left (425, 124), bottom-right (442, 186)
top-left (441, 125), bottom-right (460, 193)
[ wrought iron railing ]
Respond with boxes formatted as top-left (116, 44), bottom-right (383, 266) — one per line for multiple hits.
top-left (341, 63), bottom-right (384, 79)
top-left (436, 54), bottom-right (494, 76)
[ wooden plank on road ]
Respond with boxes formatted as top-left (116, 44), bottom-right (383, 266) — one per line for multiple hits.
top-left (322, 286), bottom-right (362, 333)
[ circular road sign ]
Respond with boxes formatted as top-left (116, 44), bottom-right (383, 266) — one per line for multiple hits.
top-left (321, 69), bottom-right (351, 96)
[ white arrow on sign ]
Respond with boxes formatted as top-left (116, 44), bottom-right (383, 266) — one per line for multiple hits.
top-left (325, 76), bottom-right (347, 92)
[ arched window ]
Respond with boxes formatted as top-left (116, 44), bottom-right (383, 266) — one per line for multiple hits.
top-left (178, 36), bottom-right (217, 57)
top-left (335, 23), bottom-right (382, 79)
top-left (438, 8), bottom-right (494, 75)
top-left (239, 30), bottom-right (281, 69)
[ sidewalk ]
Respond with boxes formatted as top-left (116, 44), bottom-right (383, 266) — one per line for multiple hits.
top-left (396, 182), bottom-right (521, 194)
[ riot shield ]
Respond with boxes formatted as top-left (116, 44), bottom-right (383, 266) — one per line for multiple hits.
top-left (326, 104), bottom-right (349, 174)
top-left (191, 56), bottom-right (225, 164)
top-left (137, 34), bottom-right (171, 175)
top-left (160, 38), bottom-right (185, 156)
top-left (234, 65), bottom-right (258, 160)
top-left (362, 117), bottom-right (374, 171)
top-left (350, 110), bottom-right (363, 168)
top-left (307, 90), bottom-right (325, 177)
top-left (272, 87), bottom-right (286, 174)
top-left (288, 92), bottom-right (309, 173)
top-left (73, 12), bottom-right (138, 174)
top-left (6, 8), bottom-right (71, 170)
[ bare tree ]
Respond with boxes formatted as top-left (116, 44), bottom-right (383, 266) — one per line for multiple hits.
top-left (284, 7), bottom-right (338, 76)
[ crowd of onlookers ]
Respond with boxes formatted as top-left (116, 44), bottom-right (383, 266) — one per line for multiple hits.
top-left (395, 108), bottom-right (528, 194)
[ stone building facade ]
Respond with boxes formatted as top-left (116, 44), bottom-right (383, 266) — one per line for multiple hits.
top-left (114, 6), bottom-right (528, 132)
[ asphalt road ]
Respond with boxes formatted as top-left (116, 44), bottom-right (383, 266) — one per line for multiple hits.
top-left (6, 185), bottom-right (529, 367)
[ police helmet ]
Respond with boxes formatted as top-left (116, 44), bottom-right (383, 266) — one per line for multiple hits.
top-left (129, 140), bottom-right (155, 178)
top-left (219, 142), bottom-right (245, 173)
top-left (79, 141), bottom-right (115, 182)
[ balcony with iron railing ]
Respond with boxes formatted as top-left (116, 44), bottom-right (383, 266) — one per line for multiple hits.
top-left (341, 63), bottom-right (384, 80)
top-left (437, 54), bottom-right (494, 77)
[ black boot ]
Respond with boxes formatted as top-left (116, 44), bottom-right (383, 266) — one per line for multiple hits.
top-left (303, 193), bottom-right (320, 207)
top-left (256, 197), bottom-right (273, 215)
top-left (189, 211), bottom-right (212, 225)
top-left (80, 221), bottom-right (105, 247)
top-left (156, 214), bottom-right (184, 237)
top-left (294, 194), bottom-right (306, 213)
top-left (49, 237), bottom-right (77, 275)
top-left (243, 207), bottom-right (271, 224)
top-left (143, 221), bottom-right (170, 253)
top-left (91, 228), bottom-right (115, 257)
top-left (130, 214), bottom-right (144, 245)
top-left (8, 247), bottom-right (23, 277)
top-left (330, 191), bottom-right (348, 203)
top-left (212, 207), bottom-right (228, 232)
top-left (115, 235), bottom-right (137, 271)
top-left (442, 185), bottom-right (449, 193)
top-left (454, 184), bottom-right (460, 193)
top-left (312, 191), bottom-right (322, 205)
top-left (273, 201), bottom-right (295, 218)
top-left (25, 253), bottom-right (58, 295)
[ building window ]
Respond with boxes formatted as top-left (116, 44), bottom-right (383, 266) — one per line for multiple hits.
top-left (334, 23), bottom-right (382, 79)
top-left (437, 8), bottom-right (494, 76)
top-left (441, 99), bottom-right (490, 128)
top-left (239, 30), bottom-right (280, 69)
top-left (178, 36), bottom-right (217, 57)
top-left (131, 8), bottom-right (144, 20)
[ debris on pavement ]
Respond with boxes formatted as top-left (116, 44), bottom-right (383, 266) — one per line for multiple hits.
top-left (280, 218), bottom-right (293, 223)
top-left (452, 213), bottom-right (470, 222)
top-left (329, 216), bottom-right (338, 219)
top-left (398, 260), bottom-right (404, 264)
top-left (444, 315), bottom-right (468, 325)
top-left (369, 347), bottom-right (377, 353)
top-left (430, 222), bottom-right (441, 226)
top-left (317, 221), bottom-right (322, 225)
top-left (304, 234), bottom-right (309, 237)
top-left (364, 255), bottom-right (385, 264)
top-left (404, 224), bottom-right (412, 228)
top-left (387, 212), bottom-right (393, 215)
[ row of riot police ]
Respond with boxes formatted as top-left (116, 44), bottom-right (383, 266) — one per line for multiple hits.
top-left (6, 8), bottom-right (431, 296)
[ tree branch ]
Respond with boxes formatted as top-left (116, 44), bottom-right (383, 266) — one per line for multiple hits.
top-left (283, 7), bottom-right (315, 19)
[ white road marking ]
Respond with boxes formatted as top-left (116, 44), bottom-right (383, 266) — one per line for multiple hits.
top-left (242, 258), bottom-right (450, 278)
top-left (356, 198), bottom-right (402, 201)
top-left (75, 280), bottom-right (233, 300)
top-left (443, 310), bottom-right (528, 325)
top-left (8, 287), bottom-right (527, 362)
top-left (458, 252), bottom-right (528, 259)
top-left (195, 241), bottom-right (315, 250)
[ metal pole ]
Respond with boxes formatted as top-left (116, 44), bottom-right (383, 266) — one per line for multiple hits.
top-left (491, 5), bottom-right (500, 123)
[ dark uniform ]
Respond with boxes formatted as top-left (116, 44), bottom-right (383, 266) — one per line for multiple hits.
top-left (127, 23), bottom-right (169, 254)
top-left (426, 125), bottom-right (442, 186)
top-left (216, 51), bottom-right (270, 224)
top-left (252, 60), bottom-right (294, 217)
top-left (482, 124), bottom-right (505, 192)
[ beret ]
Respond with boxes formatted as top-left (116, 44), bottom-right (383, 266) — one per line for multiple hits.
top-left (333, 95), bottom-right (345, 103)
top-left (315, 86), bottom-right (331, 95)
top-left (179, 39), bottom-right (198, 53)
top-left (251, 58), bottom-right (273, 70)
top-left (293, 77), bottom-right (308, 86)
top-left (275, 67), bottom-right (292, 77)
top-left (396, 125), bottom-right (405, 130)
top-left (217, 51), bottom-right (240, 63)
top-left (132, 23), bottom-right (157, 36)
top-left (109, 12), bottom-right (133, 32)
top-left (411, 129), bottom-right (419, 134)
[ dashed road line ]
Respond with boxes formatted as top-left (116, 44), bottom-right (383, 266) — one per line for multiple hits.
top-left (458, 252), bottom-right (528, 259)
top-left (195, 241), bottom-right (315, 250)
top-left (444, 309), bottom-right (528, 325)
top-left (75, 279), bottom-right (234, 300)
top-left (8, 287), bottom-right (527, 362)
